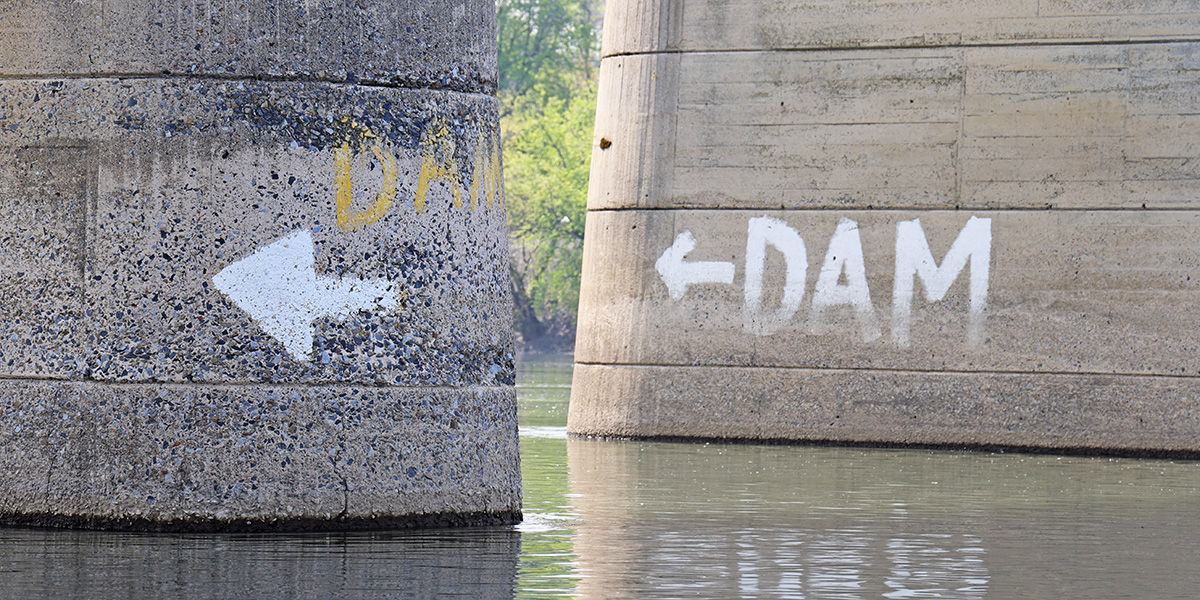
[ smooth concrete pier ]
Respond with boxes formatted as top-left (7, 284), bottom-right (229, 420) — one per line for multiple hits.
top-left (570, 0), bottom-right (1200, 454)
top-left (0, 1), bottom-right (519, 529)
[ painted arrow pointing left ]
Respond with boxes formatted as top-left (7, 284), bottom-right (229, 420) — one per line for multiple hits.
top-left (213, 230), bottom-right (398, 362)
top-left (655, 230), bottom-right (736, 300)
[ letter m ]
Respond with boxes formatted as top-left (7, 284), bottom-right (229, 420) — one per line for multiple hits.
top-left (891, 216), bottom-right (992, 347)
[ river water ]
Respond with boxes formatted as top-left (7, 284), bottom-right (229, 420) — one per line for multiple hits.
top-left (2, 354), bottom-right (1199, 598)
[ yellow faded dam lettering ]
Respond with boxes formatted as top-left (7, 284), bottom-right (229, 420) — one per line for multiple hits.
top-left (335, 121), bottom-right (399, 232)
top-left (334, 118), bottom-right (503, 228)
top-left (414, 118), bottom-right (463, 213)
top-left (471, 130), bottom-right (503, 210)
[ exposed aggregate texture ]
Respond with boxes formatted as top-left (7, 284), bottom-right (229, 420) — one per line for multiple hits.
top-left (0, 0), bottom-right (520, 529)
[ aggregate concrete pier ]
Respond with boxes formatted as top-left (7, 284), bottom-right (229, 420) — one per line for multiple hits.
top-left (570, 0), bottom-right (1200, 455)
top-left (0, 1), bottom-right (520, 530)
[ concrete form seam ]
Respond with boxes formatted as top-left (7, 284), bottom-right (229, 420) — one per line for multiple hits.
top-left (574, 361), bottom-right (1200, 381)
top-left (600, 35), bottom-right (1200, 59)
top-left (953, 46), bottom-right (965, 211)
top-left (0, 71), bottom-right (498, 98)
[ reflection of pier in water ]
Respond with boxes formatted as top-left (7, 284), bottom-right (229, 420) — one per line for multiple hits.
top-left (567, 439), bottom-right (1200, 598)
top-left (0, 527), bottom-right (520, 598)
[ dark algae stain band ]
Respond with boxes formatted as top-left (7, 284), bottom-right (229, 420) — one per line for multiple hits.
top-left (567, 433), bottom-right (1200, 461)
top-left (0, 511), bottom-right (522, 534)
top-left (107, 79), bottom-right (499, 158)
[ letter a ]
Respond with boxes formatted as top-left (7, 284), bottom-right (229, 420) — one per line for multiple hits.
top-left (810, 218), bottom-right (881, 342)
top-left (414, 118), bottom-right (464, 212)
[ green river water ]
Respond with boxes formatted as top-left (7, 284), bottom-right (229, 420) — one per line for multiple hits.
top-left (1, 354), bottom-right (1198, 598)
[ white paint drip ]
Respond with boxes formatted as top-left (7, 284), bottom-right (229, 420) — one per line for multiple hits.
top-left (743, 216), bottom-right (807, 336)
top-left (892, 216), bottom-right (992, 347)
top-left (213, 230), bottom-right (399, 361)
top-left (655, 230), bottom-right (736, 300)
top-left (810, 218), bottom-right (881, 342)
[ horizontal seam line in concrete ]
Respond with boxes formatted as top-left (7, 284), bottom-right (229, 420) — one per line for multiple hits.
top-left (573, 360), bottom-right (1200, 381)
top-left (587, 206), bottom-right (1200, 213)
top-left (601, 35), bottom-right (1200, 59)
top-left (0, 374), bottom-right (511, 391)
top-left (0, 71), bottom-right (497, 97)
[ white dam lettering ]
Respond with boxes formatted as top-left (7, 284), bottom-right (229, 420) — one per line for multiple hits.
top-left (656, 217), bottom-right (993, 345)
top-left (893, 217), bottom-right (992, 347)
top-left (743, 216), bottom-right (806, 336)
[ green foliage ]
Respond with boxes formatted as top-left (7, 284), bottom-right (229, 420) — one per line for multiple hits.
top-left (498, 0), bottom-right (599, 349)
top-left (497, 0), bottom-right (598, 98)
top-left (503, 83), bottom-right (595, 345)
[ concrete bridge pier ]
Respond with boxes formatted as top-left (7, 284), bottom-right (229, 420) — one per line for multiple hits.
top-left (0, 1), bottom-right (520, 530)
top-left (571, 0), bottom-right (1200, 455)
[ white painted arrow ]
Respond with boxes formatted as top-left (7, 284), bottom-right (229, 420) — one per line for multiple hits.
top-left (213, 230), bottom-right (398, 361)
top-left (655, 230), bottom-right (736, 300)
